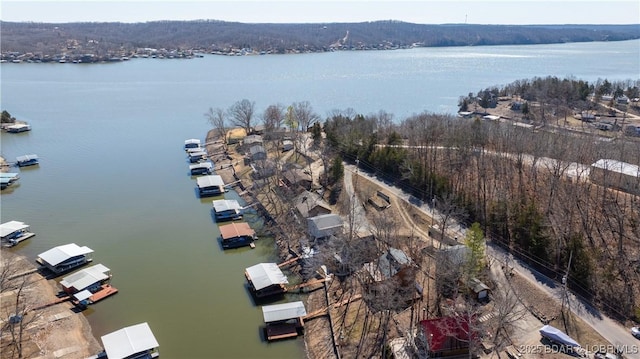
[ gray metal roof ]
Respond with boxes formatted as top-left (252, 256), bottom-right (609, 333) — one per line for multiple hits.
top-left (262, 301), bottom-right (306, 323)
top-left (246, 263), bottom-right (288, 291)
top-left (101, 322), bottom-right (159, 359)
top-left (189, 161), bottom-right (213, 170)
top-left (184, 138), bottom-right (201, 145)
top-left (308, 213), bottom-right (342, 230)
top-left (196, 175), bottom-right (225, 188)
top-left (16, 154), bottom-right (38, 162)
top-left (294, 191), bottom-right (331, 218)
top-left (60, 264), bottom-right (110, 291)
top-left (212, 199), bottom-right (242, 213)
top-left (73, 289), bottom-right (93, 302)
top-left (38, 243), bottom-right (93, 266)
top-left (0, 221), bottom-right (29, 238)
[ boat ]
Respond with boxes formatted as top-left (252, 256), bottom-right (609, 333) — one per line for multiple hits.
top-left (15, 154), bottom-right (39, 167)
top-left (0, 220), bottom-right (35, 247)
top-left (5, 123), bottom-right (31, 133)
top-left (219, 222), bottom-right (257, 249)
top-left (196, 175), bottom-right (226, 197)
top-left (189, 161), bottom-right (213, 176)
top-left (212, 199), bottom-right (243, 221)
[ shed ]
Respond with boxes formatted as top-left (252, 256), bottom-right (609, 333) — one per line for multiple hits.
top-left (307, 213), bottom-right (343, 240)
top-left (60, 264), bottom-right (110, 293)
top-left (464, 277), bottom-right (490, 301)
top-left (101, 322), bottom-right (159, 359)
top-left (245, 263), bottom-right (289, 297)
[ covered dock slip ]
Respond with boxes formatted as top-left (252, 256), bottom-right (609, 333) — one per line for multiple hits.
top-left (184, 138), bottom-right (201, 149)
top-left (101, 322), bottom-right (159, 359)
top-left (212, 199), bottom-right (243, 221)
top-left (0, 220), bottom-right (35, 247)
top-left (188, 150), bottom-right (209, 163)
top-left (37, 243), bottom-right (94, 275)
top-left (5, 123), bottom-right (31, 133)
top-left (262, 301), bottom-right (307, 341)
top-left (196, 175), bottom-right (226, 197)
top-left (16, 154), bottom-right (39, 167)
top-left (219, 222), bottom-right (257, 249)
top-left (245, 263), bottom-right (289, 298)
top-left (60, 263), bottom-right (111, 294)
top-left (189, 161), bottom-right (213, 176)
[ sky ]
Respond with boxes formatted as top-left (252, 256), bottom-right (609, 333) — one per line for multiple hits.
top-left (1, 0), bottom-right (639, 25)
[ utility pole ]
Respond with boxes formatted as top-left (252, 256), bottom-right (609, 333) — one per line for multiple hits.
top-left (561, 250), bottom-right (573, 331)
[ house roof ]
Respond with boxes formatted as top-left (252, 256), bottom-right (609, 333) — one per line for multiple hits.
top-left (282, 168), bottom-right (312, 184)
top-left (244, 135), bottom-right (263, 145)
top-left (38, 243), bottom-right (94, 266)
top-left (262, 301), bottom-right (307, 323)
top-left (419, 316), bottom-right (473, 352)
top-left (219, 222), bottom-right (255, 240)
top-left (60, 264), bottom-right (110, 291)
top-left (196, 175), bottom-right (225, 188)
top-left (101, 322), bottom-right (159, 359)
top-left (308, 214), bottom-right (342, 231)
top-left (591, 159), bottom-right (640, 177)
top-left (245, 262), bottom-right (289, 290)
top-left (249, 145), bottom-right (266, 156)
top-left (294, 191), bottom-right (331, 218)
top-left (212, 199), bottom-right (242, 213)
top-left (0, 221), bottom-right (29, 237)
top-left (365, 248), bottom-right (411, 281)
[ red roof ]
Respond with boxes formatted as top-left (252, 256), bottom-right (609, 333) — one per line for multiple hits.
top-left (219, 222), bottom-right (255, 240)
top-left (419, 316), bottom-right (475, 352)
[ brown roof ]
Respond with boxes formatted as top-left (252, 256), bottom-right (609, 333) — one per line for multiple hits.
top-left (219, 222), bottom-right (255, 240)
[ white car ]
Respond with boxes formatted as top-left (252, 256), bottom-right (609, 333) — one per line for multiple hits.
top-left (632, 326), bottom-right (640, 339)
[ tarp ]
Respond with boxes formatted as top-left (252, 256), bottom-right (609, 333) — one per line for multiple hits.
top-left (539, 325), bottom-right (580, 348)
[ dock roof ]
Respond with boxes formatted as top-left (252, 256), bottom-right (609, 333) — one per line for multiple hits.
top-left (189, 161), bottom-right (213, 170)
top-left (196, 175), bottom-right (225, 188)
top-left (212, 199), bottom-right (242, 213)
top-left (101, 322), bottom-right (159, 359)
top-left (38, 243), bottom-right (93, 266)
top-left (262, 301), bottom-right (307, 323)
top-left (246, 263), bottom-right (288, 290)
top-left (0, 221), bottom-right (29, 237)
top-left (184, 138), bottom-right (201, 145)
top-left (60, 264), bottom-right (110, 291)
top-left (219, 222), bottom-right (255, 240)
top-left (16, 154), bottom-right (38, 162)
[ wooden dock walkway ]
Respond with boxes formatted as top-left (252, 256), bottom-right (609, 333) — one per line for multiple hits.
top-left (32, 296), bottom-right (71, 311)
top-left (287, 277), bottom-right (328, 292)
top-left (302, 294), bottom-right (363, 321)
top-left (277, 257), bottom-right (300, 268)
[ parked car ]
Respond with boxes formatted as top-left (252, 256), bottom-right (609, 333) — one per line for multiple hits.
top-left (632, 326), bottom-right (640, 339)
top-left (594, 350), bottom-right (617, 359)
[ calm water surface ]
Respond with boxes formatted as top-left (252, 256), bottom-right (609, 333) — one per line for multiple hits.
top-left (1, 40), bottom-right (638, 359)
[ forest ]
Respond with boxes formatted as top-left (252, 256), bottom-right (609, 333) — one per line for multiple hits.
top-left (1, 20), bottom-right (639, 60)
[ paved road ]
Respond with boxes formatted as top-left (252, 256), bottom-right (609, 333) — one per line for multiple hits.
top-left (347, 164), bottom-right (640, 357)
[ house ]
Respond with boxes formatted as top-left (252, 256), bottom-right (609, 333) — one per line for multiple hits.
top-left (307, 213), bottom-right (343, 240)
top-left (364, 247), bottom-right (412, 282)
top-left (282, 168), bottom-right (313, 191)
top-left (580, 111), bottom-right (597, 122)
top-left (294, 190), bottom-right (331, 218)
top-left (251, 159), bottom-right (276, 179)
top-left (219, 222), bottom-right (257, 249)
top-left (37, 243), bottom-right (94, 275)
top-left (418, 316), bottom-right (475, 358)
top-left (282, 139), bottom-right (294, 152)
top-left (482, 115), bottom-right (500, 121)
top-left (212, 199), bottom-right (243, 221)
top-left (0, 220), bottom-right (35, 247)
top-left (100, 322), bottom-right (159, 359)
top-left (363, 247), bottom-right (418, 310)
top-left (590, 159), bottom-right (640, 195)
top-left (457, 111), bottom-right (473, 119)
top-left (243, 134), bottom-right (263, 147)
top-left (616, 95), bottom-right (630, 104)
top-left (245, 262), bottom-right (289, 298)
top-left (249, 145), bottom-right (267, 161)
top-left (624, 124), bottom-right (640, 137)
top-left (461, 277), bottom-right (490, 302)
top-left (196, 175), bottom-right (226, 197)
top-left (184, 138), bottom-right (201, 149)
top-left (262, 301), bottom-right (307, 341)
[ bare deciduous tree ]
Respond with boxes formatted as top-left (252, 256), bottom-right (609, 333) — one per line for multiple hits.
top-left (228, 99), bottom-right (256, 134)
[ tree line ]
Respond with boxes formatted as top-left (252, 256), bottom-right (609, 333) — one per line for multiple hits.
top-left (2, 20), bottom-right (639, 58)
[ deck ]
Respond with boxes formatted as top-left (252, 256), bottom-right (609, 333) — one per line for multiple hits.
top-left (2, 232), bottom-right (35, 247)
top-left (265, 318), bottom-right (304, 341)
top-left (89, 284), bottom-right (118, 304)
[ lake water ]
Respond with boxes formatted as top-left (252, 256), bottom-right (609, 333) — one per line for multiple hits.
top-left (1, 39), bottom-right (638, 359)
